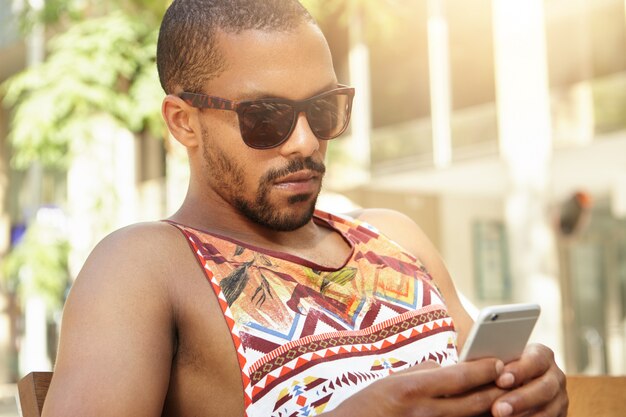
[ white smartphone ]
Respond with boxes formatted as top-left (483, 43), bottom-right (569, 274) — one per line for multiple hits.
top-left (458, 303), bottom-right (540, 363)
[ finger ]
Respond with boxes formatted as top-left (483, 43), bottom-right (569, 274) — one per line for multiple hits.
top-left (446, 359), bottom-right (505, 396)
top-left (497, 344), bottom-right (553, 388)
top-left (400, 358), bottom-right (504, 397)
top-left (509, 412), bottom-right (532, 417)
top-left (502, 392), bottom-right (567, 417)
top-left (433, 385), bottom-right (508, 417)
top-left (528, 397), bottom-right (566, 417)
top-left (492, 366), bottom-right (565, 417)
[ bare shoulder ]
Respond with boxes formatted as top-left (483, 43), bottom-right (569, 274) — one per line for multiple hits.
top-left (346, 208), bottom-right (429, 257)
top-left (67, 221), bottom-right (189, 305)
top-left (84, 221), bottom-right (185, 268)
top-left (44, 221), bottom-right (191, 417)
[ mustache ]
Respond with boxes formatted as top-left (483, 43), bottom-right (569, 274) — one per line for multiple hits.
top-left (263, 157), bottom-right (326, 183)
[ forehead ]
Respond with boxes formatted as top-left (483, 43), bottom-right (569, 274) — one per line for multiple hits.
top-left (206, 23), bottom-right (337, 100)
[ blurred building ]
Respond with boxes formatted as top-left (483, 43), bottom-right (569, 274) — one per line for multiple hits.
top-left (323, 0), bottom-right (626, 375)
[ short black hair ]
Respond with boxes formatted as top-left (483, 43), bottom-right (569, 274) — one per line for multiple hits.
top-left (157, 0), bottom-right (315, 94)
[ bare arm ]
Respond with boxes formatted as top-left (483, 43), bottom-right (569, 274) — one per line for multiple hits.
top-left (42, 223), bottom-right (179, 417)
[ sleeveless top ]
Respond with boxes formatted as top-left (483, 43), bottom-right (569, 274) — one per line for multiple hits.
top-left (168, 210), bottom-right (458, 417)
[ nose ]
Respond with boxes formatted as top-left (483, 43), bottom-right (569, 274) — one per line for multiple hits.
top-left (278, 112), bottom-right (321, 157)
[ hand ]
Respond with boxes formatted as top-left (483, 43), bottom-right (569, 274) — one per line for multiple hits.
top-left (492, 344), bottom-right (568, 417)
top-left (332, 358), bottom-right (507, 417)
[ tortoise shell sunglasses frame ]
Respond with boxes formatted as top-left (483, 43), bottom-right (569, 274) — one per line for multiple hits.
top-left (179, 85), bottom-right (355, 149)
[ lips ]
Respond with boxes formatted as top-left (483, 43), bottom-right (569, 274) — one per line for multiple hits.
top-left (272, 170), bottom-right (321, 195)
top-left (274, 170), bottom-right (319, 184)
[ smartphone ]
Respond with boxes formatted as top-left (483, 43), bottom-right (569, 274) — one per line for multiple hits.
top-left (458, 303), bottom-right (540, 363)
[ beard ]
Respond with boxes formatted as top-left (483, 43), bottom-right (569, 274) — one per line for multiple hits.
top-left (201, 127), bottom-right (326, 232)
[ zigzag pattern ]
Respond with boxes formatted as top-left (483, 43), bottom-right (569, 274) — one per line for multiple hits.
top-left (248, 310), bottom-right (452, 383)
top-left (241, 279), bottom-right (425, 348)
top-left (170, 210), bottom-right (459, 417)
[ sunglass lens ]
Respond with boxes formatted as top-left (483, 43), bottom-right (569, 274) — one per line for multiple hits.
top-left (307, 94), bottom-right (351, 140)
top-left (240, 102), bottom-right (294, 149)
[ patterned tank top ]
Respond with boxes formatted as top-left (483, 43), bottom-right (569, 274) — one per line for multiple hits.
top-left (168, 210), bottom-right (458, 417)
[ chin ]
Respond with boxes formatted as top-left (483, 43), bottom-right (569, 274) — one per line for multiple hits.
top-left (235, 194), bottom-right (318, 232)
top-left (269, 199), bottom-right (317, 232)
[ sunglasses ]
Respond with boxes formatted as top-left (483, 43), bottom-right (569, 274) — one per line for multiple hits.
top-left (179, 86), bottom-right (355, 149)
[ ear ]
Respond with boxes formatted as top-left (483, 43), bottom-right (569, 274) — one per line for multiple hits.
top-left (162, 95), bottom-right (201, 148)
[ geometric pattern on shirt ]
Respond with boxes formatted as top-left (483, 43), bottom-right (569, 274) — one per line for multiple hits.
top-left (272, 348), bottom-right (455, 417)
top-left (170, 210), bottom-right (459, 417)
top-left (248, 307), bottom-right (452, 388)
top-left (251, 311), bottom-right (454, 403)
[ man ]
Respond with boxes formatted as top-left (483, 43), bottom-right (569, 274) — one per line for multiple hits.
top-left (42, 1), bottom-right (568, 416)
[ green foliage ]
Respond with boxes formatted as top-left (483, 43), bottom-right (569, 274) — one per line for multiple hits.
top-left (15, 0), bottom-right (168, 34)
top-left (1, 11), bottom-right (164, 169)
top-left (1, 221), bottom-right (70, 311)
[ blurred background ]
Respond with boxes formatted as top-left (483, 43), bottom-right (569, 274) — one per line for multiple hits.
top-left (0, 0), bottom-right (625, 413)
